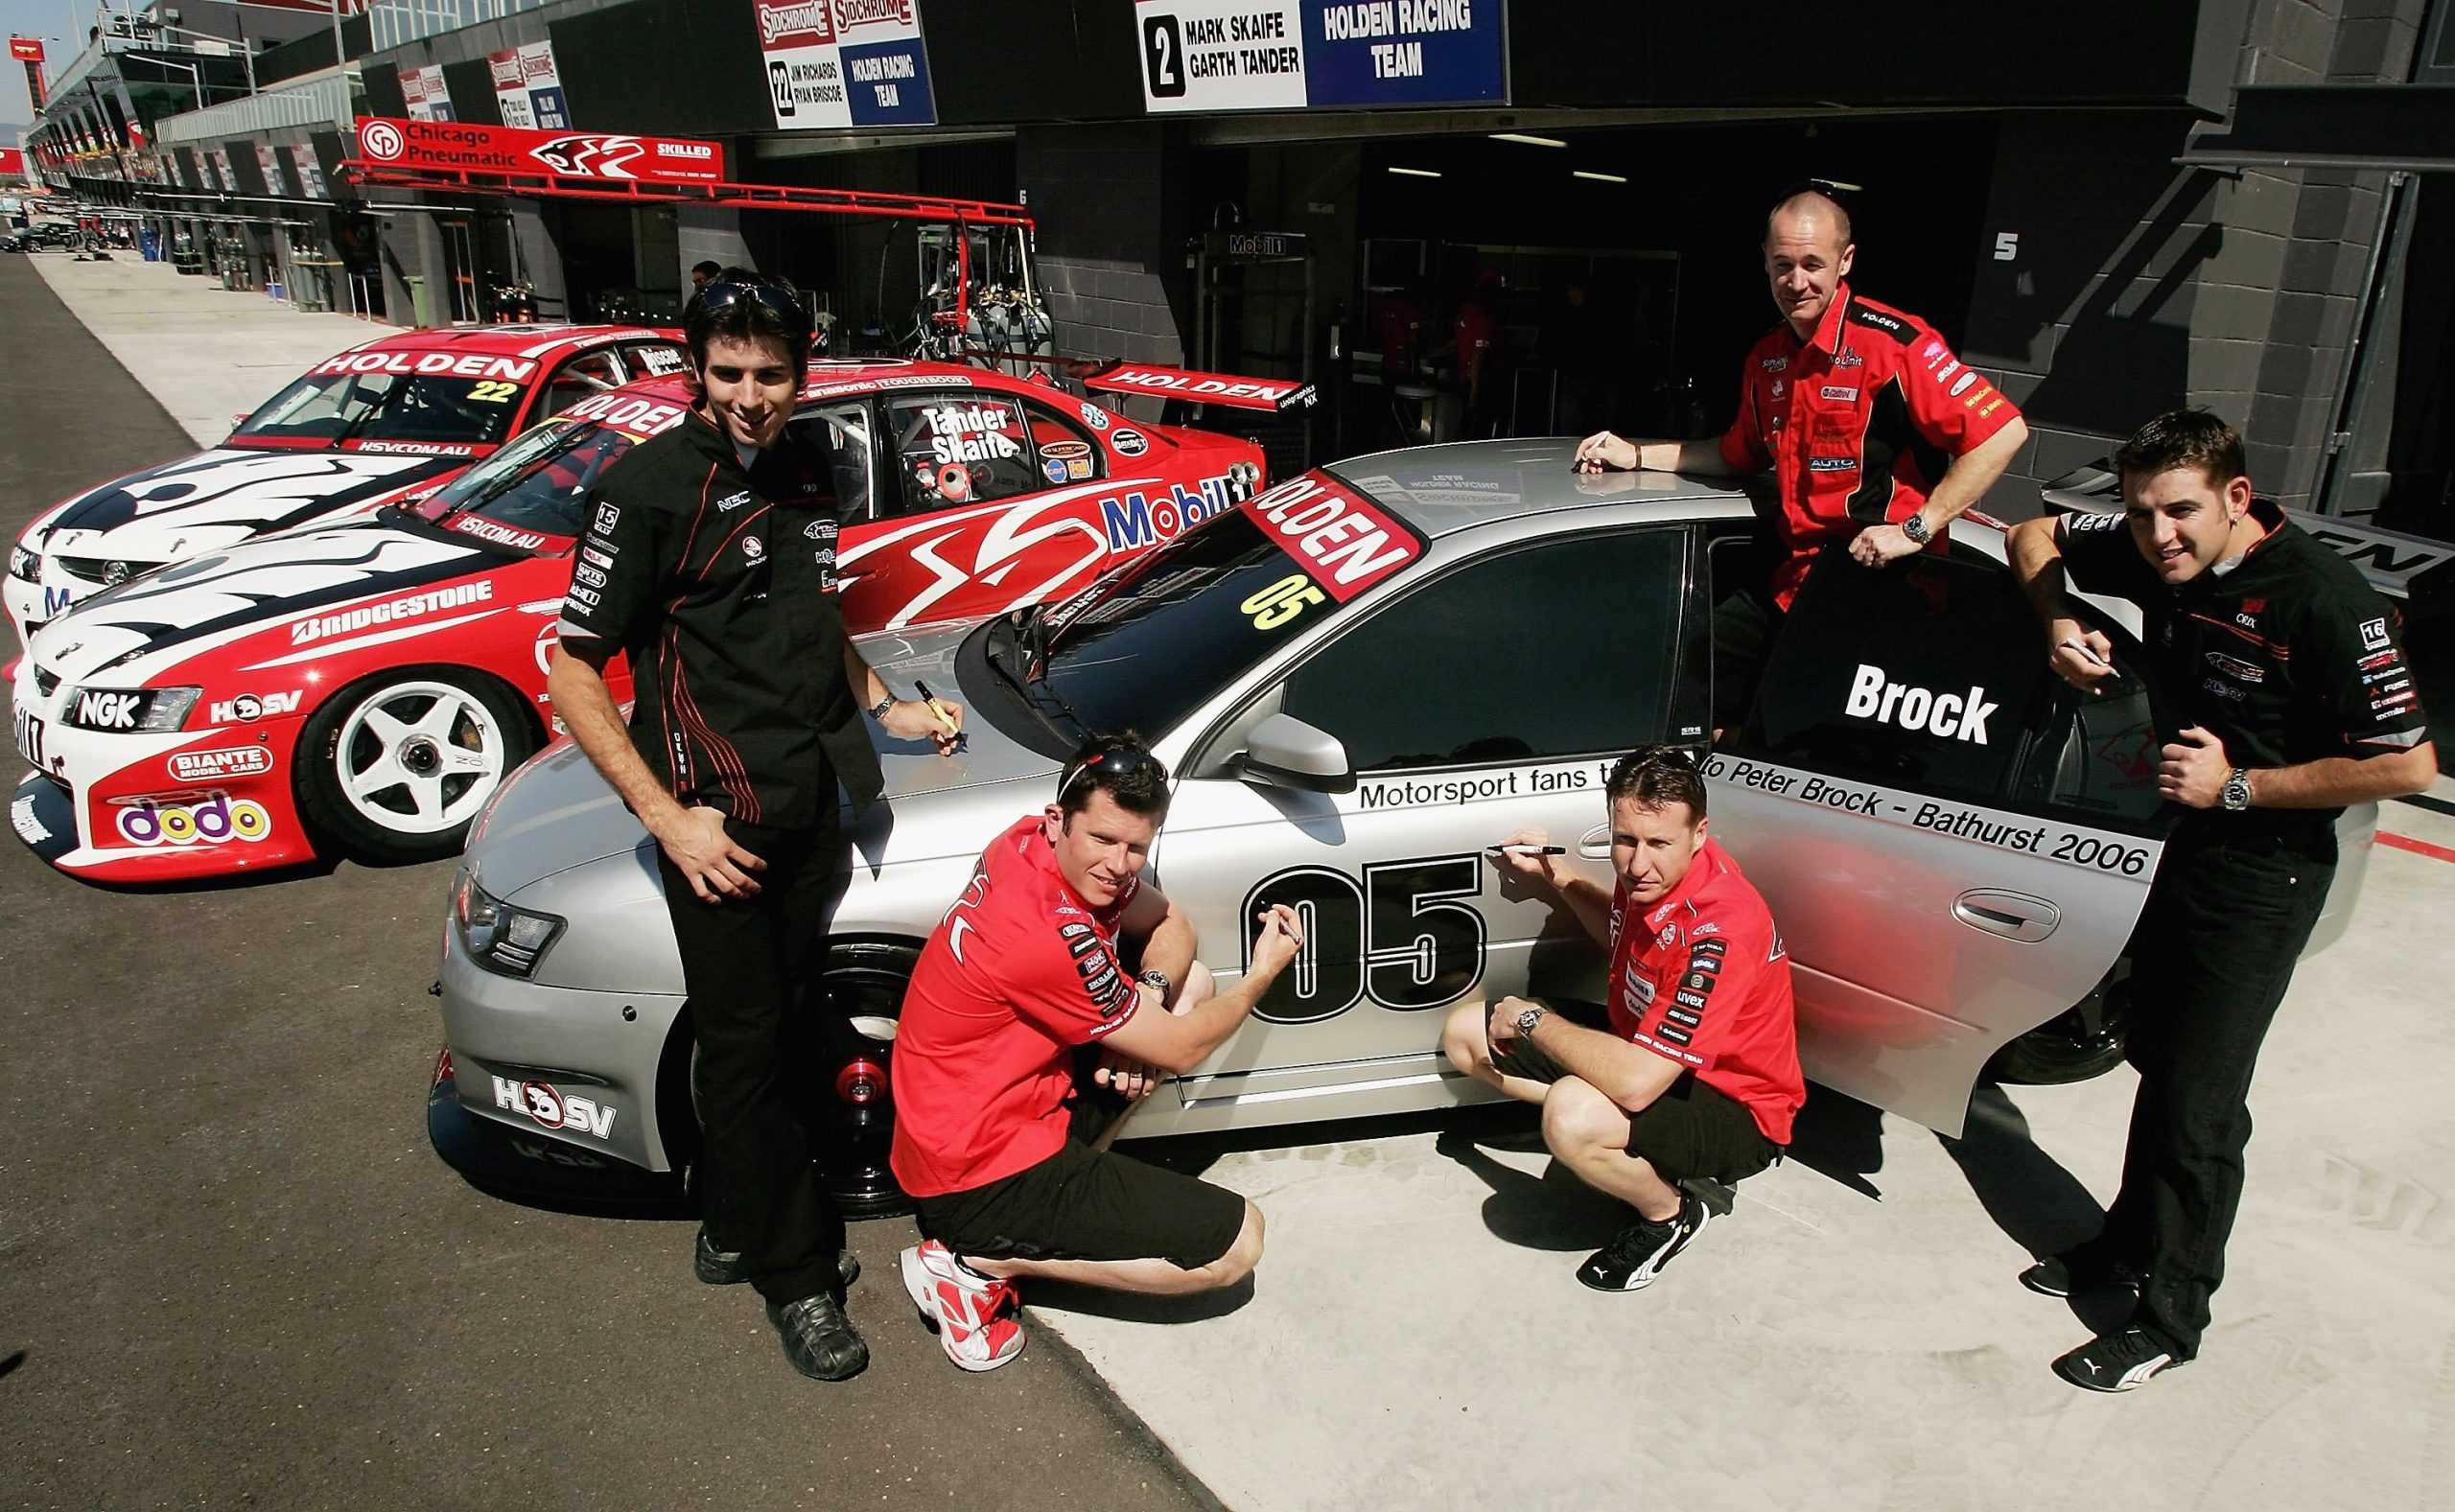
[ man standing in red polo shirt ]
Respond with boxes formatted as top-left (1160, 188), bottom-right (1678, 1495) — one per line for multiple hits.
top-left (889, 736), bottom-right (1303, 1372)
top-left (1440, 747), bottom-right (1804, 1291)
top-left (1576, 184), bottom-right (2030, 725)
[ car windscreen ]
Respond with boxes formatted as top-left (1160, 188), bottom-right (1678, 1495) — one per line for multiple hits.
top-left (1030, 477), bottom-right (1425, 738)
top-left (419, 418), bottom-right (640, 540)
top-left (232, 368), bottom-right (524, 448)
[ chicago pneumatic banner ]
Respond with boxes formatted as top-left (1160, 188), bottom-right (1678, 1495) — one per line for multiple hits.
top-left (354, 117), bottom-right (724, 184)
top-left (1135, 0), bottom-right (1505, 112)
top-left (756, 0), bottom-right (939, 130)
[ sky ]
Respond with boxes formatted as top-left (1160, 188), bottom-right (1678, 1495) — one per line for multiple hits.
top-left (2, 1), bottom-right (121, 128)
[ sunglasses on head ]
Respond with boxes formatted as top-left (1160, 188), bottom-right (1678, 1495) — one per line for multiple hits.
top-left (691, 278), bottom-right (812, 335)
top-left (1772, 177), bottom-right (1859, 209)
top-left (1058, 746), bottom-right (1167, 803)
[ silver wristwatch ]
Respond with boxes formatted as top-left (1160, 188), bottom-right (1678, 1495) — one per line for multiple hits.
top-left (868, 692), bottom-right (897, 722)
top-left (1513, 1004), bottom-right (1548, 1039)
top-left (2220, 768), bottom-right (2253, 812)
top-left (1137, 967), bottom-right (1172, 997)
top-left (1899, 512), bottom-right (1933, 546)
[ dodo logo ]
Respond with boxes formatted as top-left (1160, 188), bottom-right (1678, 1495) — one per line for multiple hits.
top-left (112, 792), bottom-right (273, 848)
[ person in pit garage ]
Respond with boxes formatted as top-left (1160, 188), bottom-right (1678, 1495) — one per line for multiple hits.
top-left (1574, 181), bottom-right (2030, 728)
top-left (2003, 408), bottom-right (2436, 1391)
top-left (549, 268), bottom-right (962, 1384)
top-left (1440, 746), bottom-right (1804, 1293)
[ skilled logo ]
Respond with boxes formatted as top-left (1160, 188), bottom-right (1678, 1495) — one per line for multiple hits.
top-left (208, 690), bottom-right (301, 725)
top-left (491, 1076), bottom-right (618, 1139)
top-left (1843, 664), bottom-right (2000, 744)
top-left (167, 746), bottom-right (274, 783)
top-left (1819, 386), bottom-right (1859, 402)
top-left (112, 791), bottom-right (271, 848)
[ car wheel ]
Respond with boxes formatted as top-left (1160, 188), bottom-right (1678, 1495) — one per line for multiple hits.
top-left (1987, 972), bottom-right (2132, 1085)
top-left (294, 666), bottom-right (538, 865)
top-left (679, 938), bottom-right (920, 1221)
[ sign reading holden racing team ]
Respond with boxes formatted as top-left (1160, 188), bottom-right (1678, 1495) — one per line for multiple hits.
top-left (1135, 0), bottom-right (1507, 113)
top-left (757, 0), bottom-right (939, 131)
top-left (353, 117), bottom-right (721, 185)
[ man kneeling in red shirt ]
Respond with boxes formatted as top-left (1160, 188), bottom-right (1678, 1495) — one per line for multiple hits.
top-left (889, 735), bottom-right (1303, 1371)
top-left (1441, 747), bottom-right (1805, 1291)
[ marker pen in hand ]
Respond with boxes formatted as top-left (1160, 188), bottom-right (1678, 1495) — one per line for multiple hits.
top-left (1487, 845), bottom-right (1568, 856)
top-left (914, 679), bottom-right (960, 734)
top-left (2059, 639), bottom-right (2112, 670)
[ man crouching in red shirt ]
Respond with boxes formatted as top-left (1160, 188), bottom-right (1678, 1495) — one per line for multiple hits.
top-left (1441, 747), bottom-right (1805, 1291)
top-left (889, 735), bottom-right (1303, 1371)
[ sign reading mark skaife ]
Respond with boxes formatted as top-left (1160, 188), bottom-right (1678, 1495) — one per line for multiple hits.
top-left (354, 117), bottom-right (721, 184)
top-left (1239, 475), bottom-right (1420, 602)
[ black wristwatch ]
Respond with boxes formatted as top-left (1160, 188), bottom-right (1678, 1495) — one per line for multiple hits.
top-left (868, 692), bottom-right (897, 722)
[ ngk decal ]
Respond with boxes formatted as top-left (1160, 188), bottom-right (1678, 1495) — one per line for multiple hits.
top-left (113, 792), bottom-right (272, 848)
top-left (312, 351), bottom-right (538, 382)
top-left (168, 746), bottom-right (275, 783)
top-left (72, 689), bottom-right (140, 730)
top-left (494, 1076), bottom-right (618, 1139)
top-left (290, 581), bottom-right (495, 646)
top-left (208, 690), bottom-right (301, 725)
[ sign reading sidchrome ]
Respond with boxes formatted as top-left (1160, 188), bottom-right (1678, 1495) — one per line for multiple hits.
top-left (1239, 474), bottom-right (1420, 602)
top-left (354, 117), bottom-right (721, 184)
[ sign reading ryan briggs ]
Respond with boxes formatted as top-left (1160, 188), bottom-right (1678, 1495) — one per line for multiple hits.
top-left (354, 117), bottom-right (720, 184)
top-left (758, 0), bottom-right (939, 130)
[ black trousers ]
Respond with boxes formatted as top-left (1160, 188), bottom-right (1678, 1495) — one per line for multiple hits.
top-left (658, 811), bottom-right (850, 1305)
top-left (2074, 818), bottom-right (2335, 1358)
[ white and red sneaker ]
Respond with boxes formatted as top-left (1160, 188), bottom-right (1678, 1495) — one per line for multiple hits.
top-left (900, 1240), bottom-right (1025, 1372)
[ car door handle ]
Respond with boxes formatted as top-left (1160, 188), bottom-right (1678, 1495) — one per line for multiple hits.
top-left (1952, 890), bottom-right (2061, 942)
top-left (1578, 824), bottom-right (1610, 860)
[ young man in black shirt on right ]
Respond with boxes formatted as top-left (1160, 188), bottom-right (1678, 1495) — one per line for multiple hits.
top-left (2007, 409), bottom-right (2435, 1392)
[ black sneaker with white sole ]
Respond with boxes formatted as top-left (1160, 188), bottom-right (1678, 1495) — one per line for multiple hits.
top-left (2052, 1325), bottom-right (2186, 1393)
top-left (2018, 1251), bottom-right (2142, 1299)
top-left (1577, 1193), bottom-right (1708, 1292)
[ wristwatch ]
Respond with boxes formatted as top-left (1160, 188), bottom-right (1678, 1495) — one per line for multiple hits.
top-left (1513, 1004), bottom-right (1549, 1039)
top-left (1137, 967), bottom-right (1172, 998)
top-left (868, 692), bottom-right (897, 722)
top-left (2220, 767), bottom-right (2253, 812)
top-left (1899, 512), bottom-right (1933, 546)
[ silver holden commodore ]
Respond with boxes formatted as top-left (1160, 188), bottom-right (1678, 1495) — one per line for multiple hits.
top-left (427, 438), bottom-right (2378, 1213)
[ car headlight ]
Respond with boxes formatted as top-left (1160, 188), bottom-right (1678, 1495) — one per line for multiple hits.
top-left (455, 872), bottom-right (566, 978)
top-left (8, 543), bottom-right (37, 582)
top-left (62, 685), bottom-right (201, 733)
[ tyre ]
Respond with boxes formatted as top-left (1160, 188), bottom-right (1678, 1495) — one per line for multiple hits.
top-left (1987, 971), bottom-right (2133, 1085)
top-left (678, 938), bottom-right (921, 1222)
top-left (294, 666), bottom-right (538, 865)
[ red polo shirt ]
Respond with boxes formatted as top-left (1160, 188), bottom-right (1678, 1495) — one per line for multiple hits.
top-left (1719, 283), bottom-right (2022, 609)
top-left (890, 815), bottom-right (1143, 1198)
top-left (1603, 839), bottom-right (1804, 1145)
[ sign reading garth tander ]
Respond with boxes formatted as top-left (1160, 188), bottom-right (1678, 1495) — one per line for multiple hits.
top-left (354, 117), bottom-right (722, 185)
top-left (757, 0), bottom-right (938, 131)
top-left (1136, 0), bottom-right (1506, 113)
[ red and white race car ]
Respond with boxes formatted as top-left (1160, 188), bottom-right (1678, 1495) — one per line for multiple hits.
top-left (4, 324), bottom-right (688, 645)
top-left (8, 359), bottom-right (1266, 882)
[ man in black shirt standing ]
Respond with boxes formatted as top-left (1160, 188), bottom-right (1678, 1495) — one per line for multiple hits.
top-left (2007, 409), bottom-right (2435, 1392)
top-left (549, 269), bottom-right (962, 1382)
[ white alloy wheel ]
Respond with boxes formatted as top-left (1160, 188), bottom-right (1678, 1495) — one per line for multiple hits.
top-left (332, 678), bottom-right (512, 836)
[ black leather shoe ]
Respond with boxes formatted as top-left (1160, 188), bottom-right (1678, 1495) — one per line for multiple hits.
top-left (767, 1291), bottom-right (870, 1382)
top-left (696, 1227), bottom-right (860, 1290)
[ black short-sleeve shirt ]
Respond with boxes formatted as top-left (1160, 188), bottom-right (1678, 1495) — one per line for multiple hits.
top-left (558, 409), bottom-right (883, 828)
top-left (2056, 499), bottom-right (2429, 825)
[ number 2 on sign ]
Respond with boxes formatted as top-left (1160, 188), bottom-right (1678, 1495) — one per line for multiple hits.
top-left (1242, 574), bottom-right (1324, 630)
top-left (468, 381), bottom-right (521, 404)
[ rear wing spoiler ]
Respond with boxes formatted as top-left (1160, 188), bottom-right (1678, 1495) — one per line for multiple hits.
top-left (1078, 361), bottom-right (1319, 414)
top-left (2039, 462), bottom-right (2453, 605)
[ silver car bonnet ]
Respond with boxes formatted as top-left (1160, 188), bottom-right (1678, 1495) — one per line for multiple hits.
top-left (469, 616), bottom-right (1067, 897)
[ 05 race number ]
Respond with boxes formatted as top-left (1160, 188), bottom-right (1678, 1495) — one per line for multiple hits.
top-left (1242, 854), bottom-right (1486, 1024)
top-left (1241, 573), bottom-right (1324, 631)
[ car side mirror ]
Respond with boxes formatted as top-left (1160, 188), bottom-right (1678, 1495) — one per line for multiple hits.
top-left (1239, 713), bottom-right (1356, 795)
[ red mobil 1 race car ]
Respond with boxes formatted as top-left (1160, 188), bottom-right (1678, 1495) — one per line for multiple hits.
top-left (4, 324), bottom-right (688, 646)
top-left (8, 359), bottom-right (1267, 882)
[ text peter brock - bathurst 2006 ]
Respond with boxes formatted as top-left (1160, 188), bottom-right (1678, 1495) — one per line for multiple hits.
top-left (423, 437), bottom-right (2388, 1214)
top-left (8, 359), bottom-right (1264, 884)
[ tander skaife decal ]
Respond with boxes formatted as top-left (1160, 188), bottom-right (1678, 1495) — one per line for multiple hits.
top-left (1238, 475), bottom-right (1421, 602)
top-left (310, 351), bottom-right (540, 382)
top-left (290, 581), bottom-right (496, 646)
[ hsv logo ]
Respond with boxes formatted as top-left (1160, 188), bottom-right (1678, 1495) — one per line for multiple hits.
top-left (492, 1076), bottom-right (619, 1139)
top-left (1843, 664), bottom-right (2001, 744)
top-left (1238, 477), bottom-right (1419, 602)
top-left (208, 690), bottom-right (301, 725)
top-left (168, 746), bottom-right (274, 783)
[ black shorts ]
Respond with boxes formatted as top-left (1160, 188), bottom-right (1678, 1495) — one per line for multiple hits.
top-left (1491, 997), bottom-right (1780, 1185)
top-left (915, 1138), bottom-right (1247, 1271)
